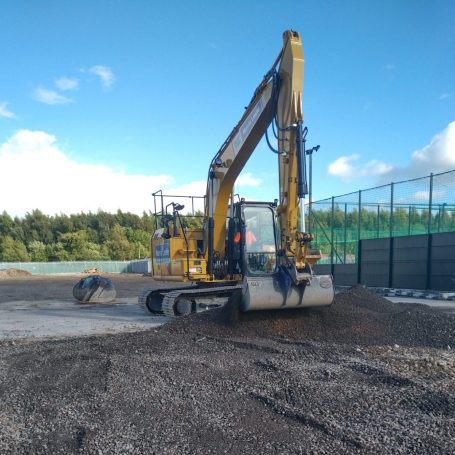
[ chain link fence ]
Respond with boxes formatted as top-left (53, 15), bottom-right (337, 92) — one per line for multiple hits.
top-left (309, 170), bottom-right (455, 264)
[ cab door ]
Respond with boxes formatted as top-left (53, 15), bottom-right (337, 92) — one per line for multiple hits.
top-left (241, 204), bottom-right (277, 276)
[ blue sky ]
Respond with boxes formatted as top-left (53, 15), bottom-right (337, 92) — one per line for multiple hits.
top-left (0, 0), bottom-right (454, 216)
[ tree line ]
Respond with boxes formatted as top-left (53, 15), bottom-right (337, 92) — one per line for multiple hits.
top-left (2, 206), bottom-right (453, 263)
top-left (310, 205), bottom-right (455, 258)
top-left (0, 209), bottom-right (202, 263)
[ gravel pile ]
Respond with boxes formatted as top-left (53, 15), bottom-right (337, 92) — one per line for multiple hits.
top-left (169, 285), bottom-right (455, 349)
top-left (0, 286), bottom-right (454, 454)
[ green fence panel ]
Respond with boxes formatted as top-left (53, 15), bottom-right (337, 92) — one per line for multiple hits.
top-left (308, 169), bottom-right (455, 265)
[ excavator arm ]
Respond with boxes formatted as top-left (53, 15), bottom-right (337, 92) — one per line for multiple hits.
top-left (205, 30), bottom-right (312, 279)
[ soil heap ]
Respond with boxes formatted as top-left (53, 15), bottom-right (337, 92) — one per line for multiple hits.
top-left (0, 268), bottom-right (32, 279)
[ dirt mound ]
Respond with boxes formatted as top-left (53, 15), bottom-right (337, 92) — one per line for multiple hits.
top-left (0, 268), bottom-right (32, 279)
top-left (165, 285), bottom-right (455, 349)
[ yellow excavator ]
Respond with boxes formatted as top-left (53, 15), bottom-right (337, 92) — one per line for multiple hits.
top-left (139, 30), bottom-right (334, 317)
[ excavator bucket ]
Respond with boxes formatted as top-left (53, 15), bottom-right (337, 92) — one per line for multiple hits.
top-left (73, 275), bottom-right (117, 303)
top-left (241, 274), bottom-right (334, 311)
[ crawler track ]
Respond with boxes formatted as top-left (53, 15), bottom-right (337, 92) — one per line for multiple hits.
top-left (139, 284), bottom-right (243, 317)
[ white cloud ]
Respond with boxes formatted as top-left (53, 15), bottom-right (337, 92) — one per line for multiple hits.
top-left (363, 160), bottom-right (394, 175)
top-left (411, 190), bottom-right (431, 200)
top-left (328, 122), bottom-right (455, 185)
top-left (33, 87), bottom-right (74, 105)
top-left (89, 65), bottom-right (115, 89)
top-left (236, 172), bottom-right (262, 187)
top-left (439, 93), bottom-right (451, 100)
top-left (327, 155), bottom-right (358, 180)
top-left (327, 154), bottom-right (393, 182)
top-left (405, 121), bottom-right (455, 177)
top-left (406, 190), bottom-right (446, 203)
top-left (55, 77), bottom-right (79, 91)
top-left (0, 130), bottom-right (205, 217)
top-left (0, 102), bottom-right (16, 119)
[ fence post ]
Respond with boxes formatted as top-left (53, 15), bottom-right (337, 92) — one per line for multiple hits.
top-left (377, 204), bottom-right (380, 238)
top-left (390, 182), bottom-right (394, 238)
top-left (331, 196), bottom-right (335, 276)
top-left (441, 203), bottom-right (446, 232)
top-left (308, 200), bottom-right (311, 234)
top-left (388, 183), bottom-right (394, 288)
top-left (357, 190), bottom-right (362, 283)
top-left (344, 203), bottom-right (347, 263)
top-left (428, 173), bottom-right (433, 233)
top-left (437, 205), bottom-right (441, 233)
top-left (408, 205), bottom-right (411, 235)
top-left (357, 190), bottom-right (361, 260)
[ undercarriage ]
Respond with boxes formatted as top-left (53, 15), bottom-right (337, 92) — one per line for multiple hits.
top-left (138, 283), bottom-right (243, 317)
top-left (139, 272), bottom-right (334, 318)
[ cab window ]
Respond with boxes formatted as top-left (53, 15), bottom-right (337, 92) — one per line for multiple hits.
top-left (243, 206), bottom-right (277, 274)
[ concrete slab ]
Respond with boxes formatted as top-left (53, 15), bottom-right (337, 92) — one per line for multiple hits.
top-left (385, 296), bottom-right (455, 314)
top-left (0, 297), bottom-right (167, 340)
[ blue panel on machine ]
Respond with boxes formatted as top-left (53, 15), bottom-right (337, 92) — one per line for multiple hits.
top-left (155, 241), bottom-right (170, 264)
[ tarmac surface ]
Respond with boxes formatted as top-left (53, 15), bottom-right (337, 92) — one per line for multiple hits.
top-left (0, 274), bottom-right (166, 339)
top-left (386, 296), bottom-right (455, 314)
top-left (0, 298), bottom-right (166, 339)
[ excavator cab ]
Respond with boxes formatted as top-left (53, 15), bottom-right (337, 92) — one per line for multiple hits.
top-left (228, 201), bottom-right (278, 277)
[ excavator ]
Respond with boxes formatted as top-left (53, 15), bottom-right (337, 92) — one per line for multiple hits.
top-left (139, 30), bottom-right (334, 317)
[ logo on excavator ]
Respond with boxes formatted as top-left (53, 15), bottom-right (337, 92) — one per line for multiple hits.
top-left (319, 276), bottom-right (333, 289)
top-left (232, 97), bottom-right (265, 155)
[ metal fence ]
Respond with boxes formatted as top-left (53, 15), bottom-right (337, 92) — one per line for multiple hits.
top-left (308, 170), bottom-right (455, 264)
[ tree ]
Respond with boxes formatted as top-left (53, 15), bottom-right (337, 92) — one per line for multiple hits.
top-left (0, 211), bottom-right (14, 237)
top-left (104, 225), bottom-right (134, 260)
top-left (0, 209), bottom-right (156, 262)
top-left (58, 230), bottom-right (106, 261)
top-left (0, 236), bottom-right (30, 262)
top-left (45, 242), bottom-right (71, 262)
top-left (28, 240), bottom-right (47, 262)
top-left (22, 209), bottom-right (54, 244)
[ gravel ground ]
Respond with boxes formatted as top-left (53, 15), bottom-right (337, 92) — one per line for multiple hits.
top-left (0, 286), bottom-right (454, 454)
